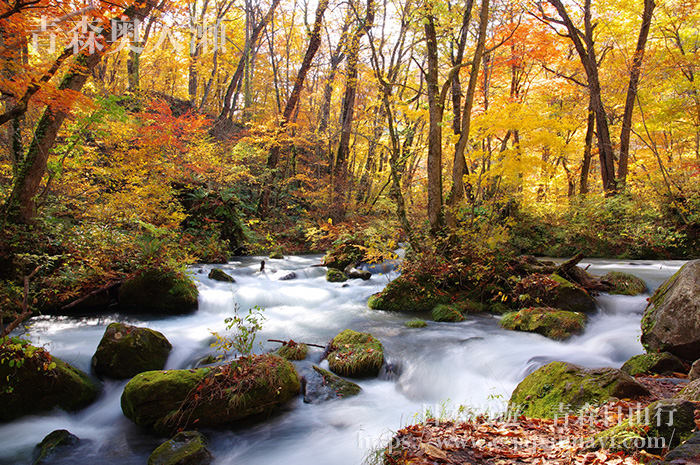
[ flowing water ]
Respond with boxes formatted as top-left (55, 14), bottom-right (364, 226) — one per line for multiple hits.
top-left (0, 257), bottom-right (686, 465)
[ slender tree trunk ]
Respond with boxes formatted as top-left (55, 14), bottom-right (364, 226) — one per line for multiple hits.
top-left (425, 12), bottom-right (443, 235)
top-left (580, 97), bottom-right (595, 195)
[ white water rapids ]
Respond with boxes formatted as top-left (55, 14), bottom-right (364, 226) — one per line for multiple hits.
top-left (0, 257), bottom-right (685, 464)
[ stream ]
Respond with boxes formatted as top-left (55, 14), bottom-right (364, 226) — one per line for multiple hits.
top-left (0, 256), bottom-right (686, 465)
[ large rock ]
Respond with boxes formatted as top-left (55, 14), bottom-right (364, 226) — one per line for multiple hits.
top-left (620, 352), bottom-right (685, 377)
top-left (92, 322), bottom-right (172, 379)
top-left (641, 260), bottom-right (700, 360)
top-left (32, 430), bottom-right (80, 465)
top-left (500, 307), bottom-right (587, 340)
top-left (690, 358), bottom-right (700, 381)
top-left (121, 354), bottom-right (300, 435)
top-left (652, 431), bottom-right (700, 464)
top-left (368, 276), bottom-right (448, 312)
top-left (516, 274), bottom-right (597, 313)
top-left (0, 339), bottom-right (99, 422)
top-left (148, 431), bottom-right (213, 465)
top-left (674, 378), bottom-right (700, 402)
top-left (119, 269), bottom-right (198, 314)
top-left (326, 329), bottom-right (384, 378)
top-left (301, 366), bottom-right (361, 403)
top-left (509, 361), bottom-right (650, 419)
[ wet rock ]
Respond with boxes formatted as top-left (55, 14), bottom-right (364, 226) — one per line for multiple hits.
top-left (500, 307), bottom-right (586, 340)
top-left (322, 244), bottom-right (366, 271)
top-left (431, 304), bottom-right (464, 323)
top-left (325, 329), bottom-right (384, 378)
top-left (148, 431), bottom-right (213, 465)
top-left (689, 359), bottom-right (700, 381)
top-left (344, 265), bottom-right (371, 280)
top-left (302, 366), bottom-right (361, 403)
top-left (601, 271), bottom-right (647, 296)
top-left (642, 260), bottom-right (700, 360)
top-left (516, 274), bottom-right (597, 314)
top-left (326, 268), bottom-right (348, 283)
top-left (207, 268), bottom-right (235, 283)
top-left (275, 342), bottom-right (308, 360)
top-left (92, 322), bottom-right (172, 379)
top-left (509, 361), bottom-right (650, 419)
top-left (278, 271), bottom-right (297, 281)
top-left (404, 319), bottom-right (427, 328)
top-left (32, 430), bottom-right (79, 465)
top-left (674, 379), bottom-right (700, 402)
top-left (119, 269), bottom-right (198, 314)
top-left (651, 431), bottom-right (700, 464)
top-left (0, 339), bottom-right (99, 422)
top-left (621, 352), bottom-right (685, 377)
top-left (368, 276), bottom-right (448, 312)
top-left (121, 354), bottom-right (300, 435)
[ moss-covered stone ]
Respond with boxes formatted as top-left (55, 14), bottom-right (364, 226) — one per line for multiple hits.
top-left (269, 251), bottom-right (284, 259)
top-left (322, 244), bottom-right (366, 270)
top-left (500, 307), bottom-right (587, 340)
top-left (590, 399), bottom-right (696, 453)
top-left (509, 361), bottom-right (650, 419)
top-left (620, 352), bottom-right (685, 377)
top-left (674, 379), bottom-right (700, 402)
top-left (119, 269), bottom-right (198, 314)
top-left (404, 319), bottom-right (427, 328)
top-left (276, 342), bottom-right (308, 361)
top-left (367, 276), bottom-right (449, 312)
top-left (690, 359), bottom-right (700, 381)
top-left (302, 366), bottom-right (361, 403)
top-left (92, 322), bottom-right (172, 379)
top-left (326, 268), bottom-right (348, 283)
top-left (121, 354), bottom-right (299, 434)
top-left (32, 430), bottom-right (79, 465)
top-left (0, 340), bottom-right (99, 422)
top-left (431, 304), bottom-right (464, 322)
top-left (148, 431), bottom-right (213, 465)
top-left (207, 268), bottom-right (235, 283)
top-left (602, 271), bottom-right (647, 296)
top-left (326, 329), bottom-right (384, 378)
top-left (516, 274), bottom-right (596, 314)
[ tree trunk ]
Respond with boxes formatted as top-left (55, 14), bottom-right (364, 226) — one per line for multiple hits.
top-left (580, 97), bottom-right (594, 195)
top-left (425, 13), bottom-right (443, 235)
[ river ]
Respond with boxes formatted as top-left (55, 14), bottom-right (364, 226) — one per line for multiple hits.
top-left (0, 257), bottom-right (685, 464)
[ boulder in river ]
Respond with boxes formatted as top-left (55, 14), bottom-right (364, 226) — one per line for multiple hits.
top-left (620, 352), bottom-right (685, 377)
top-left (0, 339), bottom-right (99, 422)
top-left (322, 244), bottom-right (366, 271)
top-left (509, 361), bottom-right (650, 419)
top-left (121, 354), bottom-right (300, 435)
top-left (499, 307), bottom-right (587, 340)
top-left (92, 322), bottom-right (173, 379)
top-left (207, 268), bottom-right (235, 283)
top-left (515, 274), bottom-right (597, 314)
top-left (601, 271), bottom-right (646, 296)
top-left (119, 269), bottom-right (198, 314)
top-left (344, 265), bottom-right (371, 281)
top-left (326, 329), bottom-right (384, 378)
top-left (368, 276), bottom-right (448, 312)
top-left (326, 268), bottom-right (348, 283)
top-left (275, 342), bottom-right (308, 360)
top-left (32, 430), bottom-right (80, 465)
top-left (148, 431), bottom-right (213, 465)
top-left (301, 366), bottom-right (361, 403)
top-left (641, 260), bottom-right (700, 360)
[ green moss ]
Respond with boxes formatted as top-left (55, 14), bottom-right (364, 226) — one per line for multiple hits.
top-left (489, 302), bottom-right (511, 315)
top-left (516, 274), bottom-right (596, 314)
top-left (509, 361), bottom-right (649, 419)
top-left (276, 343), bottom-right (308, 360)
top-left (147, 431), bottom-right (213, 465)
top-left (500, 307), bottom-right (587, 340)
top-left (675, 379), bottom-right (700, 401)
top-left (431, 304), bottom-right (464, 322)
top-left (404, 319), bottom-right (428, 328)
top-left (119, 269), bottom-right (198, 314)
top-left (33, 430), bottom-right (79, 465)
top-left (208, 268), bottom-right (235, 283)
top-left (602, 271), bottom-right (646, 296)
top-left (458, 300), bottom-right (489, 314)
top-left (327, 329), bottom-right (384, 378)
top-left (92, 322), bottom-right (172, 379)
top-left (620, 352), bottom-right (685, 377)
top-left (326, 268), bottom-right (348, 283)
top-left (368, 277), bottom-right (449, 312)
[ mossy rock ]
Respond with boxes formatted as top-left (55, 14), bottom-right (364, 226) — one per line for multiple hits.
top-left (656, 431), bottom-right (700, 464)
top-left (326, 329), bottom-right (384, 378)
top-left (404, 319), bottom-right (427, 328)
top-left (32, 430), bottom-right (79, 465)
top-left (590, 399), bottom-right (696, 453)
top-left (148, 431), bottom-right (213, 465)
top-left (431, 304), bottom-right (464, 323)
top-left (302, 366), bottom-right (361, 403)
top-left (0, 340), bottom-right (100, 422)
top-left (368, 276), bottom-right (449, 312)
top-left (517, 274), bottom-right (596, 314)
top-left (509, 361), bottom-right (650, 419)
top-left (121, 354), bottom-right (300, 434)
top-left (326, 268), bottom-right (348, 283)
top-left (207, 268), bottom-right (235, 283)
top-left (345, 266), bottom-right (371, 280)
top-left (690, 359), bottom-right (700, 381)
top-left (620, 352), bottom-right (685, 377)
top-left (641, 260), bottom-right (700, 360)
top-left (119, 269), bottom-right (198, 314)
top-left (602, 271), bottom-right (646, 296)
top-left (92, 322), bottom-right (172, 379)
top-left (500, 307), bottom-right (587, 340)
top-left (269, 251), bottom-right (284, 259)
top-left (489, 302), bottom-right (511, 315)
top-left (276, 342), bottom-right (308, 361)
top-left (322, 243), bottom-right (366, 270)
top-left (674, 379), bottom-right (700, 402)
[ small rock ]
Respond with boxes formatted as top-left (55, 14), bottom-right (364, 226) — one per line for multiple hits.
top-left (326, 268), bottom-right (348, 283)
top-left (148, 431), bottom-right (213, 465)
top-left (269, 251), bottom-right (284, 259)
top-left (602, 271), bottom-right (647, 296)
top-left (279, 271), bottom-right (297, 281)
top-left (325, 329), bottom-right (384, 378)
top-left (302, 366), bottom-right (361, 403)
top-left (500, 307), bottom-right (586, 340)
top-left (207, 268), bottom-right (235, 283)
top-left (621, 352), bottom-right (685, 377)
top-left (32, 430), bottom-right (79, 465)
top-left (344, 264), bottom-right (371, 280)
